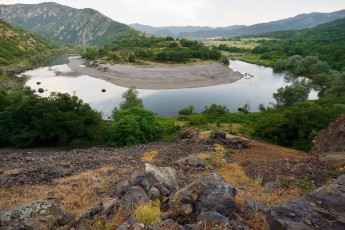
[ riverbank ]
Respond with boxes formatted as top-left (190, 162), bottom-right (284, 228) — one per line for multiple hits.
top-left (67, 57), bottom-right (244, 89)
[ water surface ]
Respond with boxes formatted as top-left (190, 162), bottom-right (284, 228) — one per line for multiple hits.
top-left (23, 59), bottom-right (318, 118)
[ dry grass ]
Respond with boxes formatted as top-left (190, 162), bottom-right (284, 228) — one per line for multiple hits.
top-left (0, 166), bottom-right (119, 215)
top-left (218, 162), bottom-right (301, 207)
top-left (141, 150), bottom-right (159, 162)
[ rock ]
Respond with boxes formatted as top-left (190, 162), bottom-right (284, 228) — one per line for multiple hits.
top-left (130, 170), bottom-right (151, 192)
top-left (210, 131), bottom-right (226, 139)
top-left (80, 202), bottom-right (103, 219)
top-left (114, 180), bottom-right (130, 197)
top-left (187, 155), bottom-right (205, 167)
top-left (132, 222), bottom-right (145, 230)
top-left (267, 174), bottom-right (345, 229)
top-left (0, 200), bottom-right (63, 229)
top-left (57, 213), bottom-right (75, 226)
top-left (102, 198), bottom-right (118, 216)
top-left (169, 181), bottom-right (205, 217)
top-left (145, 163), bottom-right (177, 190)
top-left (102, 89), bottom-right (106, 92)
top-left (121, 186), bottom-right (149, 212)
top-left (37, 88), bottom-right (44, 93)
top-left (157, 185), bottom-right (171, 196)
top-left (152, 219), bottom-right (183, 230)
top-left (198, 211), bottom-right (229, 226)
top-left (36, 82), bottom-right (41, 85)
top-left (264, 181), bottom-right (280, 191)
top-left (180, 131), bottom-right (192, 139)
top-left (197, 174), bottom-right (237, 217)
top-left (244, 199), bottom-right (269, 214)
top-left (169, 174), bottom-right (236, 218)
top-left (148, 187), bottom-right (161, 200)
top-left (116, 221), bottom-right (130, 230)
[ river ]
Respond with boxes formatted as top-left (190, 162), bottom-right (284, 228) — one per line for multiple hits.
top-left (22, 58), bottom-right (318, 118)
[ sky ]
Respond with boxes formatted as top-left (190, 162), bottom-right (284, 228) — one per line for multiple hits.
top-left (1, 0), bottom-right (345, 27)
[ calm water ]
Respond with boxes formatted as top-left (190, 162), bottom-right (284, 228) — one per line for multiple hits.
top-left (22, 59), bottom-right (318, 118)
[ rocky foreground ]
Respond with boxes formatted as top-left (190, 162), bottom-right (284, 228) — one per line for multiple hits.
top-left (0, 128), bottom-right (344, 229)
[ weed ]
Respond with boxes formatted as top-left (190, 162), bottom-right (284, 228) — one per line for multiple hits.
top-left (134, 200), bottom-right (161, 226)
top-left (297, 179), bottom-right (316, 194)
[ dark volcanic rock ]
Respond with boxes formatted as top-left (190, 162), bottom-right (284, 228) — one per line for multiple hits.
top-left (169, 173), bottom-right (236, 218)
top-left (210, 131), bottom-right (226, 139)
top-left (198, 211), bottom-right (229, 225)
top-left (114, 180), bottom-right (130, 198)
top-left (267, 174), bottom-right (345, 230)
top-left (187, 155), bottom-right (205, 167)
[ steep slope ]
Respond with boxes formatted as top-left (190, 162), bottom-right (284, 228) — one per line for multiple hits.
top-left (177, 9), bottom-right (345, 38)
top-left (0, 18), bottom-right (61, 67)
top-left (0, 2), bottom-right (136, 45)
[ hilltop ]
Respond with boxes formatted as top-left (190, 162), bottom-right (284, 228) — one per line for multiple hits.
top-left (0, 2), bottom-right (136, 45)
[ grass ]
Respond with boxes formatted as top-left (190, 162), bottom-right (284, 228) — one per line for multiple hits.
top-left (141, 150), bottom-right (159, 162)
top-left (0, 166), bottom-right (122, 215)
top-left (203, 37), bottom-right (272, 50)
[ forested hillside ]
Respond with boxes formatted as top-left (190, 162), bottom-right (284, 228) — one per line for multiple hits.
top-left (0, 19), bottom-right (67, 74)
top-left (0, 2), bottom-right (136, 45)
top-left (252, 18), bottom-right (345, 70)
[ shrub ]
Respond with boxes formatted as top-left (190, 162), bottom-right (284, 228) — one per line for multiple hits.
top-left (0, 91), bottom-right (104, 148)
top-left (109, 107), bottom-right (161, 147)
top-left (134, 200), bottom-right (161, 226)
top-left (179, 105), bottom-right (195, 115)
top-left (203, 104), bottom-right (229, 115)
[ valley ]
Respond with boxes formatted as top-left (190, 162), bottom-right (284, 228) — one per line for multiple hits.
top-left (0, 1), bottom-right (345, 230)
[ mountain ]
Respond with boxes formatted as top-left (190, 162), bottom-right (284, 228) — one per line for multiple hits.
top-left (0, 2), bottom-right (136, 45)
top-left (0, 18), bottom-right (61, 67)
top-left (140, 10), bottom-right (345, 39)
top-left (129, 23), bottom-right (244, 37)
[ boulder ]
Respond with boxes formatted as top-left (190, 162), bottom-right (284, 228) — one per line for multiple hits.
top-left (114, 180), bottom-right (130, 197)
top-left (244, 199), bottom-right (269, 214)
top-left (38, 88), bottom-right (44, 93)
top-left (145, 163), bottom-right (177, 190)
top-left (210, 131), bottom-right (226, 139)
top-left (80, 202), bottom-right (103, 219)
top-left (148, 187), bottom-right (161, 200)
top-left (130, 170), bottom-right (152, 192)
top-left (198, 211), bottom-right (229, 226)
top-left (187, 155), bottom-right (205, 167)
top-left (169, 174), bottom-right (236, 218)
top-left (121, 186), bottom-right (149, 212)
top-left (57, 213), bottom-right (75, 226)
top-left (267, 174), bottom-right (345, 229)
top-left (169, 181), bottom-right (205, 217)
top-left (0, 200), bottom-right (64, 229)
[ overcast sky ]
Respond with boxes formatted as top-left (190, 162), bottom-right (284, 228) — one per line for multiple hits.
top-left (1, 0), bottom-right (345, 27)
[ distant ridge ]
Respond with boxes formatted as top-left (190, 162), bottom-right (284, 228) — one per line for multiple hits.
top-left (131, 10), bottom-right (345, 39)
top-left (0, 2), bottom-right (136, 45)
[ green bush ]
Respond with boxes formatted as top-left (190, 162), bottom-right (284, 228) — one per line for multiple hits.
top-left (109, 107), bottom-right (161, 147)
top-left (0, 90), bottom-right (104, 148)
top-left (179, 105), bottom-right (195, 115)
top-left (203, 104), bottom-right (229, 115)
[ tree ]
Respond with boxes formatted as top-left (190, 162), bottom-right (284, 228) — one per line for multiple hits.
top-left (119, 86), bottom-right (143, 110)
top-left (108, 107), bottom-right (161, 147)
top-left (273, 85), bottom-right (310, 108)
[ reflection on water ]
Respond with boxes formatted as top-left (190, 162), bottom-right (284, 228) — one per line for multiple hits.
top-left (23, 60), bottom-right (318, 118)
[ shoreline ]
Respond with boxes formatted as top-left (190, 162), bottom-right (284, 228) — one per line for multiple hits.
top-left (67, 57), bottom-right (244, 90)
